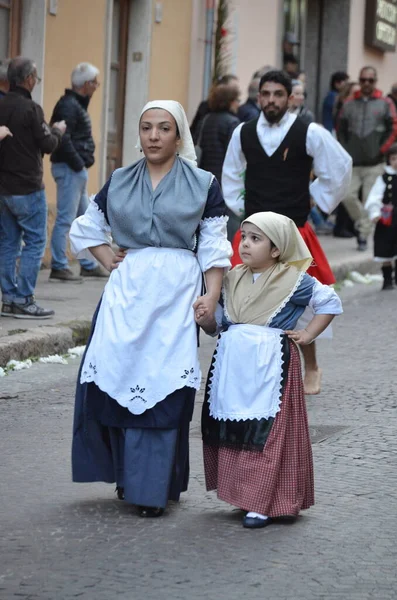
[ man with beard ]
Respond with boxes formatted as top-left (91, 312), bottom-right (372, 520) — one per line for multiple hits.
top-left (222, 70), bottom-right (352, 395)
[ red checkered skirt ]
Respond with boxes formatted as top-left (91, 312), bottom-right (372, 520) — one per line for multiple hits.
top-left (231, 221), bottom-right (335, 285)
top-left (203, 342), bottom-right (314, 517)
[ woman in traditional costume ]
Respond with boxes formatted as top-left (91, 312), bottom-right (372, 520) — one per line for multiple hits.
top-left (69, 101), bottom-right (232, 517)
top-left (195, 212), bottom-right (342, 528)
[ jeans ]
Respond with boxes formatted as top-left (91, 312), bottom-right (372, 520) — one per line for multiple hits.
top-left (50, 163), bottom-right (96, 270)
top-left (0, 190), bottom-right (47, 303)
top-left (343, 163), bottom-right (384, 240)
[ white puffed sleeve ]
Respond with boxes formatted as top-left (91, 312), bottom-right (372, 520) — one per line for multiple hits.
top-left (196, 216), bottom-right (232, 272)
top-left (309, 279), bottom-right (343, 315)
top-left (69, 198), bottom-right (112, 261)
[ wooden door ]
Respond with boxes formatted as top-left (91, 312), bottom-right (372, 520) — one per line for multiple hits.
top-left (106, 0), bottom-right (129, 178)
top-left (0, 0), bottom-right (21, 59)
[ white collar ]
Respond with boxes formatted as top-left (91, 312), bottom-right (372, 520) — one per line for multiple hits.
top-left (258, 111), bottom-right (296, 129)
top-left (385, 165), bottom-right (397, 175)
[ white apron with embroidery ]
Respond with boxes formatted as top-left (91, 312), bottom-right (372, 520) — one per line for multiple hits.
top-left (208, 324), bottom-right (284, 421)
top-left (81, 247), bottom-right (202, 414)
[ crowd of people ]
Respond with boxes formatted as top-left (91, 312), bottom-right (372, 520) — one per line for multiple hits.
top-left (0, 49), bottom-right (396, 529)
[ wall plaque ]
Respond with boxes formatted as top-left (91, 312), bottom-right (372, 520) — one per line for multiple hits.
top-left (365, 0), bottom-right (397, 52)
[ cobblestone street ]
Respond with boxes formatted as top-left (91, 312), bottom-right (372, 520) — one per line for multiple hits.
top-left (0, 283), bottom-right (396, 600)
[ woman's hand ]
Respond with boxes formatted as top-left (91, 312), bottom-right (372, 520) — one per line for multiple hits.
top-left (110, 248), bottom-right (127, 271)
top-left (285, 329), bottom-right (314, 345)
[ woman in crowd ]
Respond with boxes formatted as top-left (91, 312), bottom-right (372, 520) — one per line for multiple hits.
top-left (195, 212), bottom-right (342, 529)
top-left (69, 100), bottom-right (231, 517)
top-left (288, 79), bottom-right (314, 126)
top-left (198, 82), bottom-right (241, 241)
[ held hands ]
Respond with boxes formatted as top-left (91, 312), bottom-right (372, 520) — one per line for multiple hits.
top-left (372, 216), bottom-right (380, 224)
top-left (285, 328), bottom-right (314, 345)
top-left (193, 294), bottom-right (217, 333)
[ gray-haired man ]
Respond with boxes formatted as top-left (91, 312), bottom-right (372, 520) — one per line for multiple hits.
top-left (49, 62), bottom-right (107, 282)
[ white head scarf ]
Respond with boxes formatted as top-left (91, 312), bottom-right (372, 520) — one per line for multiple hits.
top-left (224, 212), bottom-right (313, 326)
top-left (136, 100), bottom-right (197, 167)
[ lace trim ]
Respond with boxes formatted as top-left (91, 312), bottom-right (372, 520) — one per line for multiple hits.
top-left (207, 328), bottom-right (284, 422)
top-left (266, 270), bottom-right (305, 326)
top-left (199, 215), bottom-right (229, 225)
top-left (80, 361), bottom-right (201, 414)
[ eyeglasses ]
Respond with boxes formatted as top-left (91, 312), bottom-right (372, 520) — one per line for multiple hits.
top-left (359, 77), bottom-right (375, 84)
top-left (88, 79), bottom-right (100, 88)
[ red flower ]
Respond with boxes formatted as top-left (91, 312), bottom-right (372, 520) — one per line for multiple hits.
top-left (220, 27), bottom-right (228, 37)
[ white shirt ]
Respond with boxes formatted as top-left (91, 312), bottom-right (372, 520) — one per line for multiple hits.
top-left (222, 111), bottom-right (352, 217)
top-left (364, 165), bottom-right (394, 220)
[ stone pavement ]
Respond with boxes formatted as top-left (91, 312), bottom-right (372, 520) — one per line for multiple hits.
top-left (0, 282), bottom-right (395, 599)
top-left (0, 234), bottom-right (378, 366)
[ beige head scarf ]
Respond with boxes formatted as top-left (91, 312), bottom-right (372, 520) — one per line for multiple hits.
top-left (224, 212), bottom-right (313, 325)
top-left (136, 100), bottom-right (197, 167)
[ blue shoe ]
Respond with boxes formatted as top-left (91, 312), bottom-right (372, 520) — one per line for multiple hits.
top-left (242, 515), bottom-right (273, 529)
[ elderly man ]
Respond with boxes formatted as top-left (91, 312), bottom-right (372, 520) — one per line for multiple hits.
top-left (49, 62), bottom-right (106, 282)
top-left (0, 59), bottom-right (10, 97)
top-left (238, 77), bottom-right (260, 123)
top-left (337, 66), bottom-right (397, 251)
top-left (0, 57), bottom-right (66, 319)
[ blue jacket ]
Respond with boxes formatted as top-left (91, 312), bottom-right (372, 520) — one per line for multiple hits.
top-left (322, 90), bottom-right (337, 131)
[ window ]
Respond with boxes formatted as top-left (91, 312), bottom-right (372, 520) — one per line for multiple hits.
top-left (0, 0), bottom-right (21, 59)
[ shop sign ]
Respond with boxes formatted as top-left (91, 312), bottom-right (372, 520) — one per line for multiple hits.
top-left (365, 0), bottom-right (397, 52)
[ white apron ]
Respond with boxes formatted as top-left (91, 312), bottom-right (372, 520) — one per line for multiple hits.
top-left (208, 324), bottom-right (285, 422)
top-left (81, 247), bottom-right (202, 414)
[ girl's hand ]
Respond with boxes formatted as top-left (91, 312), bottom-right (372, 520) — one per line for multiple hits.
top-left (194, 309), bottom-right (217, 334)
top-left (285, 329), bottom-right (314, 345)
top-left (372, 216), bottom-right (380, 224)
top-left (110, 248), bottom-right (127, 271)
top-left (193, 294), bottom-right (218, 318)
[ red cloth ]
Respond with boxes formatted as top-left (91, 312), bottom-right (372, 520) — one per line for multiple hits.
top-left (231, 221), bottom-right (336, 284)
top-left (203, 342), bottom-right (314, 517)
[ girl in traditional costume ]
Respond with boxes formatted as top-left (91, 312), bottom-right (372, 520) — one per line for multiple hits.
top-left (69, 101), bottom-right (232, 517)
top-left (195, 212), bottom-right (342, 528)
top-left (365, 143), bottom-right (397, 290)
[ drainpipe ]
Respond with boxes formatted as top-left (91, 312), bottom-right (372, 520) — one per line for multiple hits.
top-left (202, 0), bottom-right (215, 99)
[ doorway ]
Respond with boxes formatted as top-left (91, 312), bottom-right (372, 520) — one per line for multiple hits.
top-left (106, 0), bottom-right (129, 177)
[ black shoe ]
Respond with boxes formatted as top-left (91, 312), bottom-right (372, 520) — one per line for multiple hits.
top-left (357, 238), bottom-right (368, 252)
top-left (138, 506), bottom-right (164, 518)
top-left (242, 515), bottom-right (273, 529)
top-left (1, 302), bottom-right (14, 317)
top-left (80, 266), bottom-right (108, 278)
top-left (382, 280), bottom-right (395, 290)
top-left (12, 298), bottom-right (54, 320)
top-left (49, 268), bottom-right (83, 282)
top-left (115, 486), bottom-right (125, 500)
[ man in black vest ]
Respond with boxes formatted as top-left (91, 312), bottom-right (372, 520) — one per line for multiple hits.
top-left (222, 70), bottom-right (352, 395)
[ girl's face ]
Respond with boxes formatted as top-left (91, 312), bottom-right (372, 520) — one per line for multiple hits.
top-left (139, 109), bottom-right (180, 164)
top-left (389, 153), bottom-right (397, 170)
top-left (239, 222), bottom-right (280, 272)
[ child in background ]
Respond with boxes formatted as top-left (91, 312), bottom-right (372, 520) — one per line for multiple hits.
top-left (195, 212), bottom-right (342, 529)
top-left (365, 143), bottom-right (397, 290)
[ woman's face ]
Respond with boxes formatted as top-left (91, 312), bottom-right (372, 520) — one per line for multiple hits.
top-left (139, 109), bottom-right (180, 164)
top-left (290, 84), bottom-right (305, 108)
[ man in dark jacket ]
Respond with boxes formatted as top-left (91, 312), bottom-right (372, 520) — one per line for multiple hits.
top-left (49, 62), bottom-right (106, 281)
top-left (0, 57), bottom-right (66, 319)
top-left (338, 66), bottom-right (397, 250)
top-left (238, 77), bottom-right (260, 123)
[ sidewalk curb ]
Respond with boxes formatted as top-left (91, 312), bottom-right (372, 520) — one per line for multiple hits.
top-left (0, 320), bottom-right (91, 368)
top-left (0, 255), bottom-right (377, 368)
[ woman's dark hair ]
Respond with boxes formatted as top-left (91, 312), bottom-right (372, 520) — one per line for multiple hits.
top-left (208, 83), bottom-right (240, 112)
top-left (386, 143), bottom-right (397, 164)
top-left (259, 70), bottom-right (292, 96)
top-left (216, 74), bottom-right (238, 85)
top-left (330, 71), bottom-right (348, 91)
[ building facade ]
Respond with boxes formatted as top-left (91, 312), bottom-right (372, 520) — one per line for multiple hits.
top-left (1, 0), bottom-right (397, 240)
